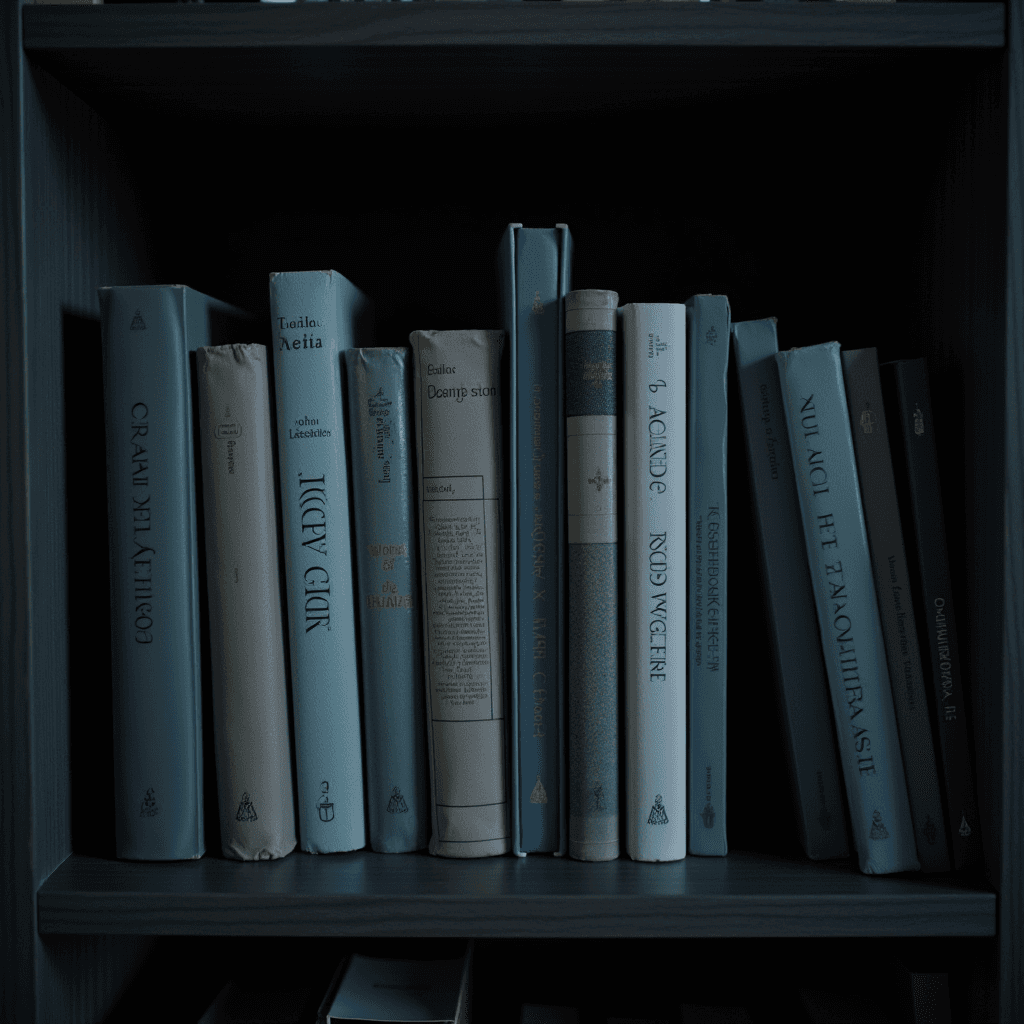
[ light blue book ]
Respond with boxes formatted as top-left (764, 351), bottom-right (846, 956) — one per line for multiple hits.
top-left (99, 284), bottom-right (248, 861)
top-left (497, 224), bottom-right (572, 857)
top-left (343, 347), bottom-right (429, 854)
top-left (685, 293), bottom-right (730, 856)
top-left (269, 270), bottom-right (372, 854)
top-left (776, 342), bottom-right (919, 874)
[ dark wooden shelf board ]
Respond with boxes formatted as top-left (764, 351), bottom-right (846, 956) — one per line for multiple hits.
top-left (37, 851), bottom-right (996, 938)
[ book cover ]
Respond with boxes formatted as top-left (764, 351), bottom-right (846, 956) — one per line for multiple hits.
top-left (269, 269), bottom-right (372, 854)
top-left (732, 319), bottom-right (849, 861)
top-left (344, 346), bottom-right (429, 854)
top-left (564, 288), bottom-right (620, 862)
top-left (776, 342), bottom-right (918, 874)
top-left (409, 329), bottom-right (511, 858)
top-left (622, 303), bottom-right (687, 863)
top-left (497, 223), bottom-right (572, 857)
top-left (196, 344), bottom-right (295, 861)
top-left (882, 357), bottom-right (982, 872)
top-left (98, 283), bottom-right (247, 861)
top-left (842, 347), bottom-right (950, 873)
top-left (685, 293), bottom-right (730, 856)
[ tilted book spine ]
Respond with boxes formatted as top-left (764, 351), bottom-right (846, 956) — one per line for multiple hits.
top-left (622, 303), bottom-right (687, 863)
top-left (776, 342), bottom-right (918, 874)
top-left (732, 320), bottom-right (849, 861)
top-left (196, 344), bottom-right (296, 861)
top-left (842, 348), bottom-right (950, 873)
top-left (344, 347), bottom-right (429, 854)
top-left (685, 293), bottom-right (730, 856)
top-left (269, 270), bottom-right (371, 854)
top-left (883, 358), bottom-right (982, 871)
top-left (409, 329), bottom-right (511, 858)
top-left (99, 284), bottom-right (210, 861)
top-left (565, 288), bottom-right (620, 862)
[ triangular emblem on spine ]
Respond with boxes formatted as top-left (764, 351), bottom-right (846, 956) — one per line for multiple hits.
top-left (648, 795), bottom-right (669, 825)
top-left (869, 810), bottom-right (890, 840)
top-left (530, 776), bottom-right (548, 805)
top-left (959, 814), bottom-right (972, 837)
top-left (140, 787), bottom-right (159, 817)
top-left (130, 310), bottom-right (146, 331)
top-left (387, 786), bottom-right (409, 814)
top-left (235, 791), bottom-right (258, 822)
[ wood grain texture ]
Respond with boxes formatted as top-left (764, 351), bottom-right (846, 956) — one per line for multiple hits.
top-left (37, 852), bottom-right (996, 939)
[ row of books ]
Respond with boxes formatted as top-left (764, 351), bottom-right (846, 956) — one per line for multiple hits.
top-left (100, 223), bottom-right (979, 875)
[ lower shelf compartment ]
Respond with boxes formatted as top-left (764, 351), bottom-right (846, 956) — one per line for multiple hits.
top-left (37, 850), bottom-right (996, 938)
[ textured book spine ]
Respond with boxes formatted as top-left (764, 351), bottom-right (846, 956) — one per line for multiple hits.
top-left (883, 358), bottom-right (982, 871)
top-left (565, 288), bottom-right (620, 862)
top-left (99, 284), bottom-right (210, 861)
top-left (842, 348), bottom-right (950, 873)
top-left (269, 270), bottom-right (371, 854)
top-left (776, 342), bottom-right (918, 874)
top-left (622, 303), bottom-right (687, 863)
top-left (196, 344), bottom-right (296, 861)
top-left (685, 293), bottom-right (730, 856)
top-left (344, 347), bottom-right (429, 854)
top-left (498, 223), bottom-right (572, 856)
top-left (409, 329), bottom-right (511, 858)
top-left (732, 320), bottom-right (849, 861)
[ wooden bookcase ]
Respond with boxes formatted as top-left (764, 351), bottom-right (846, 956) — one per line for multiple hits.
top-left (3, 2), bottom-right (1022, 1020)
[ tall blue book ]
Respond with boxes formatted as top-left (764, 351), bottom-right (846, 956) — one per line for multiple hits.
top-left (99, 283), bottom-right (249, 861)
top-left (497, 224), bottom-right (572, 857)
top-left (343, 347), bottom-right (429, 854)
top-left (776, 342), bottom-right (919, 875)
top-left (685, 293), bottom-right (730, 856)
top-left (733, 319), bottom-right (850, 861)
top-left (269, 270), bottom-right (372, 854)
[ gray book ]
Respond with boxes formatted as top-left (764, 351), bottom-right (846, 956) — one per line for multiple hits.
top-left (196, 344), bottom-right (297, 861)
top-left (409, 329), bottom-right (511, 858)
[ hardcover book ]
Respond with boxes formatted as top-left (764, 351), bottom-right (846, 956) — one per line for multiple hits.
top-left (344, 347), bottom-right (429, 854)
top-left (882, 357), bottom-right (982, 872)
top-left (685, 293), bottom-right (730, 856)
top-left (564, 288), bottom-right (620, 862)
top-left (98, 283), bottom-right (247, 861)
top-left (497, 223), bottom-right (572, 857)
top-left (269, 269), bottom-right (372, 855)
top-left (622, 303), bottom-right (687, 863)
top-left (842, 347), bottom-right (950, 872)
top-left (409, 329), bottom-right (511, 858)
top-left (732, 319), bottom-right (849, 861)
top-left (776, 341), bottom-right (918, 874)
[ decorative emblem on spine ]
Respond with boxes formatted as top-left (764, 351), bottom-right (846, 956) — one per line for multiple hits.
top-left (701, 801), bottom-right (716, 829)
top-left (860, 407), bottom-right (875, 434)
top-left (387, 786), bottom-right (409, 814)
top-left (914, 404), bottom-right (925, 436)
top-left (705, 326), bottom-right (718, 346)
top-left (588, 468), bottom-right (610, 493)
top-left (591, 783), bottom-right (605, 812)
top-left (869, 810), bottom-right (890, 840)
top-left (140, 787), bottom-right (159, 817)
top-left (130, 310), bottom-right (146, 331)
top-left (317, 780), bottom-right (334, 822)
top-left (530, 776), bottom-right (548, 805)
top-left (532, 291), bottom-right (545, 314)
top-left (235, 792), bottom-right (258, 823)
top-left (648, 794), bottom-right (669, 825)
top-left (923, 815), bottom-right (938, 846)
top-left (959, 814), bottom-right (972, 838)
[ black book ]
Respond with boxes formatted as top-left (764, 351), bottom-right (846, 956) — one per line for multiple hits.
top-left (881, 357), bottom-right (982, 872)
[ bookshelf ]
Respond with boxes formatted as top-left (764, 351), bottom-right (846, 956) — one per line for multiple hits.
top-left (3, 2), bottom-right (1021, 1020)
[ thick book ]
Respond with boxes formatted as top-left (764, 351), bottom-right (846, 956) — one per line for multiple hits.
top-left (776, 341), bottom-right (918, 874)
top-left (196, 344), bottom-right (296, 861)
top-left (269, 270), bottom-right (372, 854)
top-left (622, 303), bottom-right (687, 863)
top-left (497, 223), bottom-right (572, 857)
top-left (685, 293), bottom-right (730, 857)
top-left (99, 283), bottom-right (247, 861)
top-left (732, 319), bottom-right (850, 861)
top-left (842, 347), bottom-right (950, 873)
top-left (564, 288), bottom-right (620, 862)
top-left (343, 346), bottom-right (429, 854)
top-left (882, 357), bottom-right (982, 872)
top-left (409, 329), bottom-right (511, 858)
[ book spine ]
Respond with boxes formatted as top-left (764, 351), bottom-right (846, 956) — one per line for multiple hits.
top-left (622, 303), bottom-right (687, 863)
top-left (564, 288), bottom-right (619, 862)
top-left (685, 294), bottom-right (730, 856)
top-left (269, 270), bottom-right (370, 854)
top-left (503, 225), bottom-right (571, 856)
top-left (842, 348), bottom-right (950, 873)
top-left (343, 347), bottom-right (430, 854)
top-left (884, 358), bottom-right (982, 871)
top-left (776, 342), bottom-right (919, 874)
top-left (732, 320), bottom-right (849, 861)
top-left (196, 344), bottom-right (296, 861)
top-left (99, 285), bottom-right (204, 861)
top-left (409, 329), bottom-right (511, 858)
